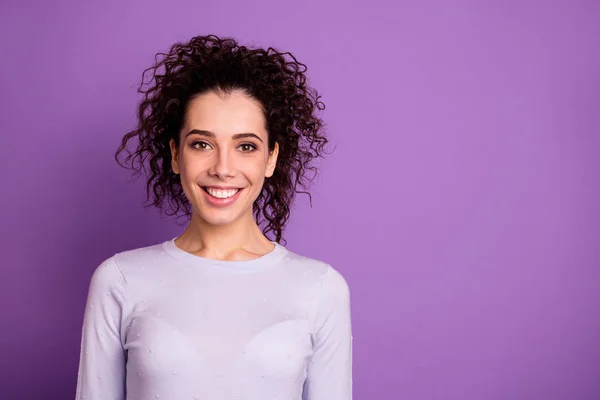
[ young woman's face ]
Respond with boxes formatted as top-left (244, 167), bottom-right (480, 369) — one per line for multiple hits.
top-left (170, 90), bottom-right (279, 227)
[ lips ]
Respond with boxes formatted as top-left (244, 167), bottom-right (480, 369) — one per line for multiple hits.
top-left (201, 186), bottom-right (245, 207)
top-left (203, 187), bottom-right (239, 198)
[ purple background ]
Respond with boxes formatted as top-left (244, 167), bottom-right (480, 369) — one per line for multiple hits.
top-left (2, 1), bottom-right (599, 399)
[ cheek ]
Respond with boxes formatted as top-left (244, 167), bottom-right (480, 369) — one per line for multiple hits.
top-left (245, 165), bottom-right (268, 197)
top-left (250, 164), bottom-right (269, 183)
top-left (244, 156), bottom-right (268, 177)
top-left (178, 154), bottom-right (205, 177)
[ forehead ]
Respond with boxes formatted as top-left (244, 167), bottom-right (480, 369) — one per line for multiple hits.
top-left (183, 91), bottom-right (266, 136)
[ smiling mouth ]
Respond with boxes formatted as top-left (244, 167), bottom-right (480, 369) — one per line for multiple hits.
top-left (202, 186), bottom-right (243, 199)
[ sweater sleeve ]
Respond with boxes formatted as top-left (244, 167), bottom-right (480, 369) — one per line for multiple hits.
top-left (75, 256), bottom-right (127, 400)
top-left (303, 266), bottom-right (353, 400)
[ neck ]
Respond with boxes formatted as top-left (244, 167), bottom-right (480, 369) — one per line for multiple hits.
top-left (175, 210), bottom-right (274, 261)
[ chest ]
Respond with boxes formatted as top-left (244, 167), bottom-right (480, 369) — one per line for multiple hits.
top-left (122, 280), bottom-right (315, 382)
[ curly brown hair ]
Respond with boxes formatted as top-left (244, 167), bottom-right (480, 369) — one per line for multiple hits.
top-left (115, 35), bottom-right (332, 244)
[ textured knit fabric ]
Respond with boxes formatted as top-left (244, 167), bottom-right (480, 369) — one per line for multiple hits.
top-left (75, 237), bottom-right (352, 400)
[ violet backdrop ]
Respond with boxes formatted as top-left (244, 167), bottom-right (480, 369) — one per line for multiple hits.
top-left (1, 0), bottom-right (599, 399)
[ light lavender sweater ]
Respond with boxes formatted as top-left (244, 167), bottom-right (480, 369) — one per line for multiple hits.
top-left (75, 237), bottom-right (352, 399)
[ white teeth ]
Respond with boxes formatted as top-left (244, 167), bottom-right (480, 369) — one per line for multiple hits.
top-left (206, 188), bottom-right (239, 199)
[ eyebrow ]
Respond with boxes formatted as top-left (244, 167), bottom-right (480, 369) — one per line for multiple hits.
top-left (185, 129), bottom-right (264, 143)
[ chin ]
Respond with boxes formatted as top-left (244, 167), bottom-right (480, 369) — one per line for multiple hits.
top-left (196, 209), bottom-right (244, 227)
top-left (207, 218), bottom-right (237, 227)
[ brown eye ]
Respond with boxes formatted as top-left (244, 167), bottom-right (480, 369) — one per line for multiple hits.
top-left (239, 143), bottom-right (257, 152)
top-left (191, 141), bottom-right (211, 150)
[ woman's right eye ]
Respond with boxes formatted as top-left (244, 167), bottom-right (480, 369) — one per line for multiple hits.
top-left (191, 141), bottom-right (211, 150)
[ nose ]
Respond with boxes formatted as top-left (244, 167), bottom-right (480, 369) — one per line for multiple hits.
top-left (209, 148), bottom-right (234, 179)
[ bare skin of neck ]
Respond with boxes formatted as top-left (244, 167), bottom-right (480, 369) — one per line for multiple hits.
top-left (174, 211), bottom-right (275, 262)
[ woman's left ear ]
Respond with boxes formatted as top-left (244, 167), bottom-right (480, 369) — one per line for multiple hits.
top-left (265, 142), bottom-right (279, 178)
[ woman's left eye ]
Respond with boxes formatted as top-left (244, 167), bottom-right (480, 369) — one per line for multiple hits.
top-left (239, 143), bottom-right (257, 152)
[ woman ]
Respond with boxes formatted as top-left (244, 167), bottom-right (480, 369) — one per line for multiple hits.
top-left (75, 35), bottom-right (352, 400)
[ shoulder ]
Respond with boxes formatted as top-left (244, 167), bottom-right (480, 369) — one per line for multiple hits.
top-left (90, 240), bottom-right (166, 283)
top-left (321, 265), bottom-right (351, 299)
top-left (284, 252), bottom-right (351, 333)
top-left (111, 240), bottom-right (166, 273)
top-left (89, 255), bottom-right (124, 288)
top-left (282, 248), bottom-right (351, 298)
